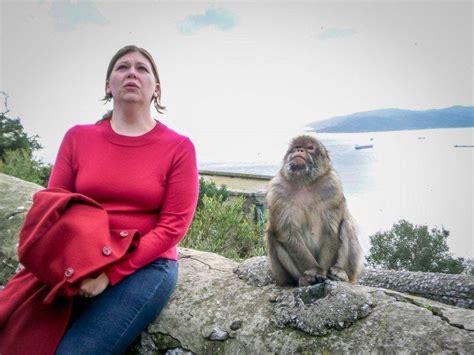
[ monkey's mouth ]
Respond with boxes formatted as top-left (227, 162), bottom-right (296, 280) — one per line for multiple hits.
top-left (289, 162), bottom-right (308, 172)
top-left (289, 156), bottom-right (306, 169)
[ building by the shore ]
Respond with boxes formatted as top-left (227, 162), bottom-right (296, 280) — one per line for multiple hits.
top-left (198, 170), bottom-right (272, 222)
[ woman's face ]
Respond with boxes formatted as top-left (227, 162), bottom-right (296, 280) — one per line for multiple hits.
top-left (106, 51), bottom-right (159, 106)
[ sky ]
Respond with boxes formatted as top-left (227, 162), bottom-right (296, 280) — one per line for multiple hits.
top-left (0, 0), bottom-right (472, 164)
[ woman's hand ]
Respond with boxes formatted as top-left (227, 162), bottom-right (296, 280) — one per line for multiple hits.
top-left (79, 272), bottom-right (110, 298)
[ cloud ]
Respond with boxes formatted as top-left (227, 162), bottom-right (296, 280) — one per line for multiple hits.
top-left (177, 8), bottom-right (237, 35)
top-left (46, 0), bottom-right (107, 32)
top-left (317, 27), bottom-right (356, 40)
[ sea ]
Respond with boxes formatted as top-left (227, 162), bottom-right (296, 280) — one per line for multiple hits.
top-left (199, 127), bottom-right (474, 259)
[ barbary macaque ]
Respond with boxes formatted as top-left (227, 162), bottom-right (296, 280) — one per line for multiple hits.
top-left (266, 135), bottom-right (363, 286)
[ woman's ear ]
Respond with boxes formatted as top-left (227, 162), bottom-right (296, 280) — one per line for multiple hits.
top-left (154, 83), bottom-right (161, 98)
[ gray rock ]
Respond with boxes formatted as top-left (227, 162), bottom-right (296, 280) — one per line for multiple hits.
top-left (165, 348), bottom-right (193, 355)
top-left (229, 320), bottom-right (242, 330)
top-left (139, 248), bottom-right (473, 354)
top-left (236, 256), bottom-right (474, 310)
top-left (234, 256), bottom-right (273, 287)
top-left (206, 327), bottom-right (229, 341)
top-left (359, 268), bottom-right (474, 309)
top-left (0, 173), bottom-right (41, 284)
top-left (273, 281), bottom-right (374, 336)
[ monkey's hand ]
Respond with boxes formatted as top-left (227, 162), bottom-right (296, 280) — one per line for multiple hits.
top-left (79, 272), bottom-right (109, 298)
top-left (328, 266), bottom-right (349, 282)
top-left (298, 268), bottom-right (326, 287)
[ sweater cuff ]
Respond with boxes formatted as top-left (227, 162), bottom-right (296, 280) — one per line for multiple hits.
top-left (103, 264), bottom-right (126, 286)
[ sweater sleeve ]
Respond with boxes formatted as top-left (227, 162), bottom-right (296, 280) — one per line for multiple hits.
top-left (104, 138), bottom-right (199, 285)
top-left (48, 127), bottom-right (76, 191)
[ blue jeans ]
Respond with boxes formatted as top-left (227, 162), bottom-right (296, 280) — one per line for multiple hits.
top-left (56, 258), bottom-right (178, 355)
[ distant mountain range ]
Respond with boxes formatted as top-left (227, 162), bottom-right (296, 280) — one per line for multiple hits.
top-left (307, 106), bottom-right (474, 133)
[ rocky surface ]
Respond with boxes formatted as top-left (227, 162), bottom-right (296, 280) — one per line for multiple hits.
top-left (237, 256), bottom-right (474, 310)
top-left (2, 172), bottom-right (474, 354)
top-left (0, 173), bottom-right (41, 284)
top-left (360, 268), bottom-right (474, 309)
top-left (127, 248), bottom-right (474, 354)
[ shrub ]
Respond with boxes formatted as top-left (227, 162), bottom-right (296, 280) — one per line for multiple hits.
top-left (0, 114), bottom-right (42, 160)
top-left (0, 112), bottom-right (51, 186)
top-left (182, 195), bottom-right (266, 260)
top-left (197, 177), bottom-right (229, 209)
top-left (366, 219), bottom-right (465, 274)
top-left (0, 149), bottom-right (51, 186)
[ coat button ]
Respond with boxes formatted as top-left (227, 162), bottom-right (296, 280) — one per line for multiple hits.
top-left (65, 267), bottom-right (74, 277)
top-left (102, 246), bottom-right (112, 256)
top-left (119, 231), bottom-right (129, 238)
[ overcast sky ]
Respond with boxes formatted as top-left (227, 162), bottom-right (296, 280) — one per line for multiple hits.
top-left (1, 0), bottom-right (472, 163)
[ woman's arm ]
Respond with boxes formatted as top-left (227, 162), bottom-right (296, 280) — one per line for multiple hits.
top-left (104, 138), bottom-right (199, 285)
top-left (48, 128), bottom-right (76, 191)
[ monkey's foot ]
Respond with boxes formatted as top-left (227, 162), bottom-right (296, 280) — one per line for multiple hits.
top-left (328, 267), bottom-right (349, 282)
top-left (298, 270), bottom-right (326, 287)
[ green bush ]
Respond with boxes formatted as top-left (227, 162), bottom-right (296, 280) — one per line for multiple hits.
top-left (367, 219), bottom-right (465, 274)
top-left (0, 114), bottom-right (41, 160)
top-left (0, 113), bottom-right (51, 186)
top-left (197, 177), bottom-right (229, 209)
top-left (0, 149), bottom-right (51, 186)
top-left (182, 195), bottom-right (266, 261)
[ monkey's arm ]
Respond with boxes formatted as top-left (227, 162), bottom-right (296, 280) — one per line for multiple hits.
top-left (328, 218), bottom-right (363, 283)
top-left (274, 229), bottom-right (326, 279)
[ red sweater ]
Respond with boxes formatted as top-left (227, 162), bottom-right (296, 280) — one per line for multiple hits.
top-left (48, 119), bottom-right (199, 285)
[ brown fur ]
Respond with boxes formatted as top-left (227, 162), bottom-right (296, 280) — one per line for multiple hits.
top-left (266, 135), bottom-right (363, 286)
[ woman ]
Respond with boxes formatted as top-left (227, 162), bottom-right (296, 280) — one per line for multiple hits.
top-left (50, 45), bottom-right (199, 353)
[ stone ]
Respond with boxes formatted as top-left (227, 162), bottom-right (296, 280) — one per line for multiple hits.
top-left (0, 173), bottom-right (41, 284)
top-left (229, 320), bottom-right (242, 331)
top-left (272, 281), bottom-right (374, 336)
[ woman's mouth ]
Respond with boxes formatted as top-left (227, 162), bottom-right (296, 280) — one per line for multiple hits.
top-left (124, 82), bottom-right (139, 88)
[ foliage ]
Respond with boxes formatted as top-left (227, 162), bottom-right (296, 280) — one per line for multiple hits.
top-left (197, 177), bottom-right (230, 209)
top-left (0, 113), bottom-right (51, 186)
top-left (366, 220), bottom-right (465, 274)
top-left (0, 149), bottom-right (51, 186)
top-left (0, 114), bottom-right (41, 160)
top-left (462, 259), bottom-right (474, 276)
top-left (182, 195), bottom-right (266, 261)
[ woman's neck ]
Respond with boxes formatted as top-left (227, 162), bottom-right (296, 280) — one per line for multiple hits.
top-left (110, 104), bottom-right (156, 136)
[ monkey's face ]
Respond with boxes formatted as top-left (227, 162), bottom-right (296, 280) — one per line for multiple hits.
top-left (282, 135), bottom-right (331, 182)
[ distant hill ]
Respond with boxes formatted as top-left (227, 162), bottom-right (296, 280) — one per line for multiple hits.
top-left (307, 106), bottom-right (474, 133)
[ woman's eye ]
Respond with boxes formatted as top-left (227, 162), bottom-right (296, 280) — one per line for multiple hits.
top-left (116, 65), bottom-right (127, 70)
top-left (138, 66), bottom-right (149, 72)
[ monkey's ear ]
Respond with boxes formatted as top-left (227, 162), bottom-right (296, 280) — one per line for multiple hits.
top-left (322, 145), bottom-right (330, 159)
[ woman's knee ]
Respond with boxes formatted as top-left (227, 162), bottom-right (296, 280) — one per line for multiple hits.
top-left (57, 259), bottom-right (178, 354)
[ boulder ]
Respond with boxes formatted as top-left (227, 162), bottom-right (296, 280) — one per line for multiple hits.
top-left (237, 255), bottom-right (474, 310)
top-left (128, 250), bottom-right (473, 354)
top-left (0, 173), bottom-right (40, 284)
top-left (359, 268), bottom-right (474, 309)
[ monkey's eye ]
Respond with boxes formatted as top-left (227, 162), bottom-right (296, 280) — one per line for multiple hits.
top-left (307, 146), bottom-right (315, 151)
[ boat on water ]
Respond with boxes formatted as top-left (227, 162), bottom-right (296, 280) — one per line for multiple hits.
top-left (355, 144), bottom-right (374, 150)
top-left (453, 145), bottom-right (474, 148)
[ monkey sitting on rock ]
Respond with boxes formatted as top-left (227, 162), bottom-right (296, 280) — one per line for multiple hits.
top-left (266, 135), bottom-right (363, 287)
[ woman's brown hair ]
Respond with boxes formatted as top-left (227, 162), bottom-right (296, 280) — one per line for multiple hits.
top-left (100, 45), bottom-right (165, 120)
